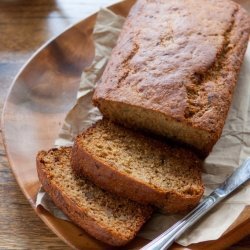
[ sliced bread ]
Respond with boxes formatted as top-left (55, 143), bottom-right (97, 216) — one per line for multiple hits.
top-left (36, 147), bottom-right (152, 246)
top-left (71, 120), bottom-right (204, 213)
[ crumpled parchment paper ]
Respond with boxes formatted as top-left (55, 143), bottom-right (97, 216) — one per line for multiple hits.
top-left (36, 7), bottom-right (250, 246)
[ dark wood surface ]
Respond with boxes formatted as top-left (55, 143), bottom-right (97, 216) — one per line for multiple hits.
top-left (0, 0), bottom-right (250, 249)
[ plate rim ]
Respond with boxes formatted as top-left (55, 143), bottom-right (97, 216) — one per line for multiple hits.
top-left (0, 1), bottom-right (131, 249)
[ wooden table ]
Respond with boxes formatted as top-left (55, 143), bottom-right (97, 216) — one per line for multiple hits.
top-left (0, 1), bottom-right (250, 249)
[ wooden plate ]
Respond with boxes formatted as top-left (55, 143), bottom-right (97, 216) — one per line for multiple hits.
top-left (2, 0), bottom-right (250, 249)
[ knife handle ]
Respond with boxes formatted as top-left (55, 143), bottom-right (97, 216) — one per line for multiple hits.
top-left (140, 192), bottom-right (224, 250)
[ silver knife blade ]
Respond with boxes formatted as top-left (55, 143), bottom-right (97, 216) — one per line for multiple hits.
top-left (214, 158), bottom-right (250, 197)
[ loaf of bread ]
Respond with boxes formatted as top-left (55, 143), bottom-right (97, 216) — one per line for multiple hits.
top-left (36, 147), bottom-right (152, 246)
top-left (71, 120), bottom-right (204, 213)
top-left (93, 0), bottom-right (250, 156)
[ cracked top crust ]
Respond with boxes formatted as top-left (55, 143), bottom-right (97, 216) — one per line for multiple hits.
top-left (93, 0), bottom-right (250, 143)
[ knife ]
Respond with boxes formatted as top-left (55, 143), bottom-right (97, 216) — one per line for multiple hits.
top-left (141, 158), bottom-right (250, 250)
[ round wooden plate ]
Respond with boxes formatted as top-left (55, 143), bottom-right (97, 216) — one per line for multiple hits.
top-left (2, 0), bottom-right (250, 249)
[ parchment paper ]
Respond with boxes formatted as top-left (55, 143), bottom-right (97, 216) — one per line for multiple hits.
top-left (36, 8), bottom-right (250, 246)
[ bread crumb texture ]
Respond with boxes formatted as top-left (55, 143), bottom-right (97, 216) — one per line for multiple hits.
top-left (37, 147), bottom-right (152, 246)
top-left (80, 121), bottom-right (202, 195)
top-left (73, 120), bottom-right (204, 213)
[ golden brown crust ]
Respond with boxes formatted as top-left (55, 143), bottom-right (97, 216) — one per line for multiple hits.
top-left (71, 122), bottom-right (204, 214)
top-left (36, 148), bottom-right (152, 246)
top-left (93, 0), bottom-right (250, 156)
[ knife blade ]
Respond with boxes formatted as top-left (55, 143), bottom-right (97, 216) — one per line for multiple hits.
top-left (215, 158), bottom-right (250, 197)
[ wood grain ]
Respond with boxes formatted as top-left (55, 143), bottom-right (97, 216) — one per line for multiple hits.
top-left (0, 0), bottom-right (250, 249)
top-left (0, 1), bottom-right (116, 250)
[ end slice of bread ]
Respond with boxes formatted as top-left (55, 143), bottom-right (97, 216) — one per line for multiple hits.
top-left (36, 147), bottom-right (152, 246)
top-left (72, 120), bottom-right (204, 213)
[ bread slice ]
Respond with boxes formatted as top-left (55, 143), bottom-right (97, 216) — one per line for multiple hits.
top-left (93, 0), bottom-right (250, 156)
top-left (36, 147), bottom-right (152, 246)
top-left (71, 120), bottom-right (204, 213)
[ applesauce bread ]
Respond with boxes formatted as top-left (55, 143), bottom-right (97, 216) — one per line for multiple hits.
top-left (93, 0), bottom-right (250, 156)
top-left (71, 120), bottom-right (204, 213)
top-left (36, 147), bottom-right (152, 246)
